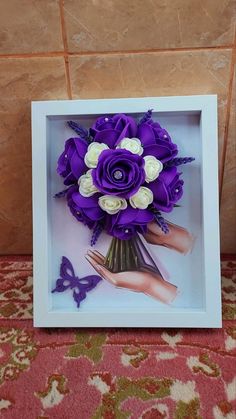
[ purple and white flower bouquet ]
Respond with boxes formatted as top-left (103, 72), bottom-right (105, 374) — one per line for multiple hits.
top-left (53, 110), bottom-right (195, 307)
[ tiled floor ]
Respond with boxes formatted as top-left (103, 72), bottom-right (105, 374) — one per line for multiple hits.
top-left (0, 0), bottom-right (235, 253)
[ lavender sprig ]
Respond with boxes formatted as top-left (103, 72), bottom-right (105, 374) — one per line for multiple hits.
top-left (91, 222), bottom-right (103, 246)
top-left (67, 121), bottom-right (89, 140)
top-left (138, 109), bottom-right (153, 125)
top-left (54, 186), bottom-right (72, 198)
top-left (165, 157), bottom-right (195, 168)
top-left (153, 211), bottom-right (169, 234)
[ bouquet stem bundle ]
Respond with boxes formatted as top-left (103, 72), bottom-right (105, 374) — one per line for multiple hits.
top-left (105, 234), bottom-right (162, 276)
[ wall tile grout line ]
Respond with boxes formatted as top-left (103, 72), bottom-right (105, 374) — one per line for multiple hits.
top-left (59, 0), bottom-right (72, 99)
top-left (219, 34), bottom-right (236, 205)
top-left (0, 51), bottom-right (65, 59)
top-left (67, 44), bottom-right (235, 56)
top-left (0, 44), bottom-right (234, 60)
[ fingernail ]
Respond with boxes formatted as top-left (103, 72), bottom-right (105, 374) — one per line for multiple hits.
top-left (95, 264), bottom-right (102, 272)
top-left (95, 265), bottom-right (114, 283)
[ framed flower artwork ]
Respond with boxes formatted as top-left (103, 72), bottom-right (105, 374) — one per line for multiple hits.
top-left (32, 95), bottom-right (221, 328)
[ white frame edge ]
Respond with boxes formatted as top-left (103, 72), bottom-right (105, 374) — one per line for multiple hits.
top-left (32, 95), bottom-right (221, 328)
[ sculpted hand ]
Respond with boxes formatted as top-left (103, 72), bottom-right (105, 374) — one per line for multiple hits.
top-left (85, 250), bottom-right (178, 304)
top-left (144, 221), bottom-right (195, 255)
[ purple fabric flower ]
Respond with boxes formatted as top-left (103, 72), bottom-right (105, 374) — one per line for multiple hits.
top-left (90, 114), bottom-right (137, 148)
top-left (92, 149), bottom-right (145, 198)
top-left (138, 119), bottom-right (178, 163)
top-left (107, 206), bottom-right (154, 240)
top-left (148, 167), bottom-right (184, 212)
top-left (67, 186), bottom-right (104, 229)
top-left (55, 112), bottom-right (194, 240)
top-left (57, 137), bottom-right (88, 185)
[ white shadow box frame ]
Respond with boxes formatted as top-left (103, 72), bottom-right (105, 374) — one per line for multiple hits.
top-left (32, 95), bottom-right (221, 328)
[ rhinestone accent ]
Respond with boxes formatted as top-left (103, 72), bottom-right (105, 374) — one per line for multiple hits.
top-left (113, 170), bottom-right (123, 180)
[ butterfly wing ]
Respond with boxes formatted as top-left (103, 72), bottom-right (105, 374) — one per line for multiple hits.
top-left (72, 275), bottom-right (102, 307)
top-left (52, 256), bottom-right (77, 293)
top-left (60, 256), bottom-right (75, 280)
top-left (52, 257), bottom-right (102, 307)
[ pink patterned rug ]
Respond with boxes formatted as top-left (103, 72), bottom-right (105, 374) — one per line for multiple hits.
top-left (0, 256), bottom-right (235, 419)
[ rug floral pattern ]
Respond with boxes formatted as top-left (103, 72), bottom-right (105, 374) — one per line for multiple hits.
top-left (0, 257), bottom-right (235, 418)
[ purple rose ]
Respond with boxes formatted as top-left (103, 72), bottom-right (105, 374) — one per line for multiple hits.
top-left (67, 186), bottom-right (104, 229)
top-left (92, 149), bottom-right (145, 198)
top-left (57, 137), bottom-right (88, 185)
top-left (90, 114), bottom-right (137, 148)
top-left (107, 206), bottom-right (154, 240)
top-left (148, 167), bottom-right (184, 212)
top-left (137, 119), bottom-right (178, 163)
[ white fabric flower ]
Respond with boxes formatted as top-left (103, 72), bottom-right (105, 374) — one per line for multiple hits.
top-left (144, 155), bottom-right (163, 183)
top-left (98, 195), bottom-right (127, 215)
top-left (116, 137), bottom-right (143, 155)
top-left (129, 187), bottom-right (153, 209)
top-left (84, 142), bottom-right (109, 168)
top-left (78, 170), bottom-right (98, 197)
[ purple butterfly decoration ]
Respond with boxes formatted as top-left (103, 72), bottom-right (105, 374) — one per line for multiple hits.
top-left (52, 256), bottom-right (102, 308)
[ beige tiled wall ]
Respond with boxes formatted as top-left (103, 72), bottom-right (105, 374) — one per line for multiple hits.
top-left (0, 0), bottom-right (235, 254)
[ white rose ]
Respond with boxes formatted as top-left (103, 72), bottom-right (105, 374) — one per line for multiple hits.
top-left (129, 187), bottom-right (153, 209)
top-left (116, 137), bottom-right (143, 155)
top-left (78, 170), bottom-right (98, 197)
top-left (144, 155), bottom-right (163, 183)
top-left (98, 195), bottom-right (127, 215)
top-left (84, 142), bottom-right (109, 168)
